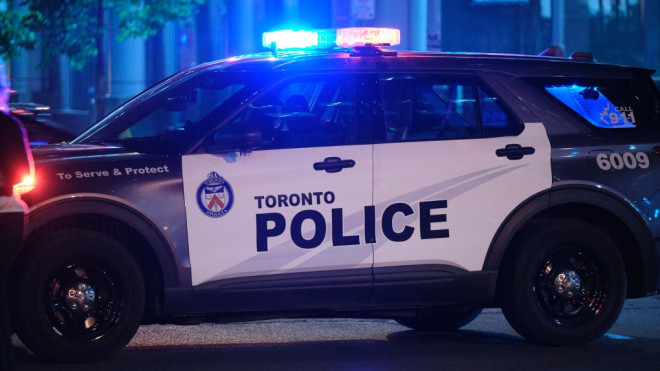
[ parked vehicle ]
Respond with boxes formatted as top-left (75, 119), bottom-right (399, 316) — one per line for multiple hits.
top-left (10, 28), bottom-right (660, 363)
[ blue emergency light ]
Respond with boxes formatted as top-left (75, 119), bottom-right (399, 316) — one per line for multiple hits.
top-left (262, 27), bottom-right (401, 50)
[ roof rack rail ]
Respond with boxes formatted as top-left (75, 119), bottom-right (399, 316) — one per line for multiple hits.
top-left (569, 51), bottom-right (594, 62)
top-left (539, 46), bottom-right (565, 57)
top-left (538, 47), bottom-right (594, 62)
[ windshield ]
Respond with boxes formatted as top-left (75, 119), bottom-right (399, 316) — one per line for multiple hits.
top-left (74, 69), bottom-right (260, 153)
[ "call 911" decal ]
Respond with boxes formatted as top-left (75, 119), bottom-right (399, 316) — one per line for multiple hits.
top-left (595, 151), bottom-right (650, 171)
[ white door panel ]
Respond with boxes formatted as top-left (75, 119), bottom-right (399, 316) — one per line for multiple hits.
top-left (372, 123), bottom-right (551, 271)
top-left (183, 145), bottom-right (373, 286)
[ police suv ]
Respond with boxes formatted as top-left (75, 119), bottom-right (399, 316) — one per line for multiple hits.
top-left (11, 28), bottom-right (660, 362)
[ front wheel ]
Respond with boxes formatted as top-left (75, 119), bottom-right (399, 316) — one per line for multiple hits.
top-left (12, 229), bottom-right (146, 363)
top-left (499, 219), bottom-right (626, 345)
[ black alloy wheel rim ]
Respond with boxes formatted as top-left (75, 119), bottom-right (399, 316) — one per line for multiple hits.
top-left (534, 247), bottom-right (609, 326)
top-left (45, 261), bottom-right (123, 341)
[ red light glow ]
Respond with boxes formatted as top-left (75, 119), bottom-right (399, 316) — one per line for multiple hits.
top-left (13, 175), bottom-right (35, 195)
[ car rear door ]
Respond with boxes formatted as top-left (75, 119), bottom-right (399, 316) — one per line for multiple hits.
top-left (369, 73), bottom-right (552, 293)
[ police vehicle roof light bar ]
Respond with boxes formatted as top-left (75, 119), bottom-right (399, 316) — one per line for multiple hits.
top-left (336, 27), bottom-right (400, 48)
top-left (262, 27), bottom-right (401, 51)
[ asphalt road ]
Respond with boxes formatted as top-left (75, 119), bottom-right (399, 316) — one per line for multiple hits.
top-left (13, 295), bottom-right (660, 370)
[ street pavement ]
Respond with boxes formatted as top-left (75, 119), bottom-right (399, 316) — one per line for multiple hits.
top-left (13, 295), bottom-right (660, 370)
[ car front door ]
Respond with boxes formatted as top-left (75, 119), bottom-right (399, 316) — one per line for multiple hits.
top-left (182, 73), bottom-right (374, 309)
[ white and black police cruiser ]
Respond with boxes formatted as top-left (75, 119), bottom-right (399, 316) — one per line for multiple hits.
top-left (10, 28), bottom-right (660, 362)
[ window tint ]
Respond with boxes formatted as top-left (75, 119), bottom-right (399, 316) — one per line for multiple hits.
top-left (377, 74), bottom-right (520, 142)
top-left (545, 85), bottom-right (637, 129)
top-left (219, 75), bottom-right (356, 150)
top-left (78, 70), bottom-right (257, 153)
top-left (119, 83), bottom-right (245, 139)
top-left (479, 86), bottom-right (516, 137)
top-left (540, 78), bottom-right (660, 130)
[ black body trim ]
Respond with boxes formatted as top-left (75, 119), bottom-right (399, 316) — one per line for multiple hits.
top-left (187, 265), bottom-right (496, 316)
top-left (191, 268), bottom-right (373, 313)
top-left (371, 265), bottom-right (497, 308)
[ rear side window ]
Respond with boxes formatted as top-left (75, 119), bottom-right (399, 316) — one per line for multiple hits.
top-left (376, 74), bottom-right (522, 142)
top-left (542, 78), bottom-right (660, 130)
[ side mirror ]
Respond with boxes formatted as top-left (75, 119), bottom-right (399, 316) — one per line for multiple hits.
top-left (204, 123), bottom-right (262, 153)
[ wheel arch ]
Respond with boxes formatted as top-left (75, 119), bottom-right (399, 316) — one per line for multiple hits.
top-left (17, 195), bottom-right (184, 321)
top-left (484, 185), bottom-right (656, 299)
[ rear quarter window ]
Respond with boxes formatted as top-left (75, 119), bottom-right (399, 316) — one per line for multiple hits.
top-left (536, 77), bottom-right (660, 131)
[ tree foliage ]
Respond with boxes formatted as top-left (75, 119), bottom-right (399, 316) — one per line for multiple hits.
top-left (22, 0), bottom-right (101, 69)
top-left (114, 0), bottom-right (205, 40)
top-left (1, 0), bottom-right (204, 68)
top-left (0, 4), bottom-right (41, 59)
top-left (0, 0), bottom-right (203, 119)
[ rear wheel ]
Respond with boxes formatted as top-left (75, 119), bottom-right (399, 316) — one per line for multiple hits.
top-left (12, 229), bottom-right (145, 363)
top-left (499, 219), bottom-right (626, 345)
top-left (396, 307), bottom-right (482, 332)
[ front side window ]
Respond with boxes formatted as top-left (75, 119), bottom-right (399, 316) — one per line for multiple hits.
top-left (376, 74), bottom-right (521, 142)
top-left (76, 70), bottom-right (259, 153)
top-left (213, 74), bottom-right (357, 150)
top-left (118, 82), bottom-right (246, 139)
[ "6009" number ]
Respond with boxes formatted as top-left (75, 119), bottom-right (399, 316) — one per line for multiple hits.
top-left (596, 152), bottom-right (650, 171)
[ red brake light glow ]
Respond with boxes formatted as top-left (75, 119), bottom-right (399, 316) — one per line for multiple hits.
top-left (13, 174), bottom-right (35, 195)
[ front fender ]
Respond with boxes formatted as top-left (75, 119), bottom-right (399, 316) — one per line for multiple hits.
top-left (27, 194), bottom-right (187, 289)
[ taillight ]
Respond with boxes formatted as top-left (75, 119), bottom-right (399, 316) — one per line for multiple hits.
top-left (13, 175), bottom-right (35, 195)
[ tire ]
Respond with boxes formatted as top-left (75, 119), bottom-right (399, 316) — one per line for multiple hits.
top-left (396, 307), bottom-right (482, 332)
top-left (12, 229), bottom-right (146, 363)
top-left (499, 219), bottom-right (626, 346)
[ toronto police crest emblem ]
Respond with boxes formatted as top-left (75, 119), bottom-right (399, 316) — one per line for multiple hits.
top-left (196, 172), bottom-right (234, 218)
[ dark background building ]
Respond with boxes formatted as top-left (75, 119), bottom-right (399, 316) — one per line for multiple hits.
top-left (5, 0), bottom-right (660, 134)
